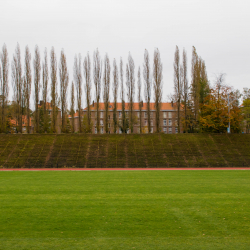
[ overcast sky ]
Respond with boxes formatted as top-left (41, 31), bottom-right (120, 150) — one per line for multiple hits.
top-left (1, 0), bottom-right (250, 105)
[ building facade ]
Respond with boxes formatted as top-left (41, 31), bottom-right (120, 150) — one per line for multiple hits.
top-left (69, 102), bottom-right (182, 134)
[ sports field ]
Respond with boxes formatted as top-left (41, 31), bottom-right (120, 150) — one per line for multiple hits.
top-left (0, 170), bottom-right (250, 249)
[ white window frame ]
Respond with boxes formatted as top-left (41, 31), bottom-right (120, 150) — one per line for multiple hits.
top-left (168, 119), bottom-right (172, 126)
top-left (163, 119), bottom-right (166, 126)
top-left (119, 111), bottom-right (122, 118)
top-left (163, 127), bottom-right (167, 134)
top-left (144, 112), bottom-right (147, 118)
top-left (168, 112), bottom-right (172, 118)
top-left (175, 127), bottom-right (178, 133)
top-left (169, 127), bottom-right (172, 134)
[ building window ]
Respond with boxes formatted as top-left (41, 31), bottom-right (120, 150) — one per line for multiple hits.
top-left (119, 111), bottom-right (122, 118)
top-left (175, 119), bottom-right (178, 126)
top-left (145, 119), bottom-right (147, 125)
top-left (100, 119), bottom-right (103, 126)
top-left (169, 127), bottom-right (172, 134)
top-left (163, 112), bottom-right (167, 118)
top-left (108, 123), bottom-right (110, 128)
top-left (163, 127), bottom-right (167, 134)
top-left (126, 111), bottom-right (129, 116)
top-left (175, 127), bottom-right (178, 133)
top-left (127, 128), bottom-right (129, 134)
top-left (95, 127), bottom-right (97, 134)
top-left (137, 112), bottom-right (140, 118)
top-left (168, 119), bottom-right (172, 126)
top-left (119, 128), bottom-right (122, 134)
top-left (150, 111), bottom-right (153, 117)
top-left (168, 112), bottom-right (172, 118)
top-left (150, 127), bottom-right (153, 133)
top-left (144, 112), bottom-right (147, 118)
top-left (150, 120), bottom-right (153, 126)
top-left (100, 112), bottom-right (103, 118)
top-left (163, 119), bottom-right (166, 126)
top-left (108, 115), bottom-right (110, 120)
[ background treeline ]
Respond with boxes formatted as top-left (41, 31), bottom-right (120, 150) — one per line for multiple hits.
top-left (0, 43), bottom-right (249, 134)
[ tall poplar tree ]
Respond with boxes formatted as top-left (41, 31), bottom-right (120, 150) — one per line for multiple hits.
top-left (143, 49), bottom-right (151, 133)
top-left (12, 43), bottom-right (23, 133)
top-left (153, 48), bottom-right (163, 133)
top-left (93, 48), bottom-right (102, 134)
top-left (126, 53), bottom-right (135, 133)
top-left (42, 48), bottom-right (49, 132)
top-left (137, 66), bottom-right (142, 133)
top-left (120, 57), bottom-right (126, 133)
top-left (181, 48), bottom-right (189, 132)
top-left (74, 54), bottom-right (82, 133)
top-left (59, 49), bottom-right (69, 133)
top-left (191, 46), bottom-right (200, 125)
top-left (50, 47), bottom-right (58, 133)
top-left (0, 44), bottom-right (9, 133)
top-left (24, 46), bottom-right (32, 133)
top-left (70, 81), bottom-right (75, 133)
top-left (113, 59), bottom-right (119, 133)
top-left (83, 52), bottom-right (91, 132)
top-left (173, 46), bottom-right (182, 133)
top-left (33, 45), bottom-right (41, 133)
top-left (103, 53), bottom-right (110, 133)
top-left (190, 46), bottom-right (209, 131)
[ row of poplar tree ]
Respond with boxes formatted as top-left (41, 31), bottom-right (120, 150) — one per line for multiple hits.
top-left (0, 43), bottom-right (245, 134)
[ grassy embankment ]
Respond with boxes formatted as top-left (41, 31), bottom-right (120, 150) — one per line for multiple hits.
top-left (0, 134), bottom-right (250, 168)
top-left (0, 171), bottom-right (250, 249)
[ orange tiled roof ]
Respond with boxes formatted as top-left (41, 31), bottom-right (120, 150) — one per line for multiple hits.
top-left (69, 102), bottom-right (177, 119)
top-left (83, 102), bottom-right (176, 111)
top-left (68, 111), bottom-right (81, 119)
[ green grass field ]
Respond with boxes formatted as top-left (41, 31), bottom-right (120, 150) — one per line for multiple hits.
top-left (0, 134), bottom-right (250, 168)
top-left (0, 171), bottom-right (250, 249)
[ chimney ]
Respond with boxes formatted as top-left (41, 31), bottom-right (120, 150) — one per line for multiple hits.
top-left (92, 100), bottom-right (94, 107)
top-left (171, 101), bottom-right (173, 107)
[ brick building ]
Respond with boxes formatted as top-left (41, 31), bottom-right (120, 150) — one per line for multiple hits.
top-left (9, 115), bottom-right (33, 133)
top-left (69, 102), bottom-right (182, 134)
